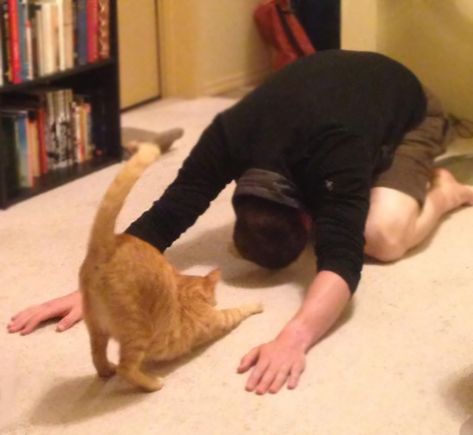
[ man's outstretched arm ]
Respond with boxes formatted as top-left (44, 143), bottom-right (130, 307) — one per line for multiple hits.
top-left (238, 270), bottom-right (351, 394)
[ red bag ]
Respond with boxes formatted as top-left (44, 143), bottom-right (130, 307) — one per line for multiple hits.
top-left (254, 0), bottom-right (316, 71)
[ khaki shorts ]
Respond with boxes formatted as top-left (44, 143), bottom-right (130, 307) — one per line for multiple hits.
top-left (373, 88), bottom-right (452, 204)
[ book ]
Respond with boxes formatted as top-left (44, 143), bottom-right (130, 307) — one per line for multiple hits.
top-left (28, 0), bottom-right (38, 77)
top-left (16, 110), bottom-right (32, 187)
top-left (0, 113), bottom-right (20, 196)
top-left (84, 99), bottom-right (93, 157)
top-left (0, 109), bottom-right (31, 187)
top-left (0, 3), bottom-right (3, 86)
top-left (0, 0), bottom-right (10, 84)
top-left (97, 0), bottom-right (109, 58)
top-left (86, 0), bottom-right (97, 62)
top-left (7, 0), bottom-right (21, 83)
top-left (24, 0), bottom-right (34, 79)
top-left (71, 98), bottom-right (84, 161)
top-left (63, 0), bottom-right (72, 68)
top-left (27, 112), bottom-right (40, 179)
top-left (42, 0), bottom-right (56, 74)
top-left (34, 1), bottom-right (44, 75)
top-left (76, 0), bottom-right (86, 65)
top-left (51, 88), bottom-right (69, 167)
top-left (36, 104), bottom-right (47, 173)
top-left (55, 0), bottom-right (65, 70)
top-left (18, 0), bottom-right (28, 80)
top-left (45, 89), bottom-right (59, 167)
top-left (62, 88), bottom-right (74, 164)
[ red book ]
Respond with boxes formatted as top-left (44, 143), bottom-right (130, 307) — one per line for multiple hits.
top-left (7, 0), bottom-right (21, 83)
top-left (87, 0), bottom-right (98, 62)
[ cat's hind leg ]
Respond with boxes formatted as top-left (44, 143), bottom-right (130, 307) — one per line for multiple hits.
top-left (86, 320), bottom-right (116, 378)
top-left (117, 335), bottom-right (164, 392)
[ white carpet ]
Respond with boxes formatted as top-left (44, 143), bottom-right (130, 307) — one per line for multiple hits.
top-left (2, 97), bottom-right (473, 435)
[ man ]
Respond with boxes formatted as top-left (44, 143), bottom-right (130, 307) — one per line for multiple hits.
top-left (8, 50), bottom-right (473, 395)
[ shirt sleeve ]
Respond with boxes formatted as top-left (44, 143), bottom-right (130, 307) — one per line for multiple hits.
top-left (125, 116), bottom-right (236, 251)
top-left (307, 133), bottom-right (372, 292)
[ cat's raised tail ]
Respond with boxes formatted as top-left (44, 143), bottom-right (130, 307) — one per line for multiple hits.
top-left (87, 143), bottom-right (161, 261)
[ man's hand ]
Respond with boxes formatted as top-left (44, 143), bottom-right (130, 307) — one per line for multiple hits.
top-left (238, 271), bottom-right (351, 394)
top-left (7, 290), bottom-right (83, 335)
top-left (237, 324), bottom-right (308, 394)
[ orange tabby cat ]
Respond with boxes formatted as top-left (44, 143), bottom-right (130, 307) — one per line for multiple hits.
top-left (79, 144), bottom-right (263, 392)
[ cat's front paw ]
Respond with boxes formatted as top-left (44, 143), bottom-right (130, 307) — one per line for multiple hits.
top-left (117, 366), bottom-right (164, 392)
top-left (245, 303), bottom-right (264, 315)
top-left (141, 376), bottom-right (164, 393)
top-left (97, 362), bottom-right (117, 378)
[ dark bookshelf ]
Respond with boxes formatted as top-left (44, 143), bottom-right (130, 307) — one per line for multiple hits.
top-left (0, 0), bottom-right (122, 209)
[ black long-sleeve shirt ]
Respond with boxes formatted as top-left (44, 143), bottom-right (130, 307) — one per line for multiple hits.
top-left (126, 50), bottom-right (426, 292)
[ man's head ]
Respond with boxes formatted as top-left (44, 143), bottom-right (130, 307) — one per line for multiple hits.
top-left (232, 195), bottom-right (309, 269)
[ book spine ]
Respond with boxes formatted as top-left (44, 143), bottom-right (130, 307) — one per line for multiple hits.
top-left (18, 0), bottom-right (27, 80)
top-left (0, 114), bottom-right (20, 196)
top-left (0, 2), bottom-right (3, 86)
top-left (27, 0), bottom-right (37, 77)
top-left (54, 89), bottom-right (68, 168)
top-left (25, 112), bottom-right (35, 184)
top-left (86, 0), bottom-right (97, 62)
top-left (34, 4), bottom-right (43, 75)
top-left (46, 90), bottom-right (58, 168)
top-left (7, 0), bottom-right (21, 83)
top-left (56, 0), bottom-right (65, 70)
top-left (40, 1), bottom-right (58, 75)
top-left (84, 100), bottom-right (93, 157)
top-left (1, 0), bottom-right (12, 83)
top-left (16, 112), bottom-right (31, 187)
top-left (63, 88), bottom-right (74, 165)
top-left (50, 1), bottom-right (59, 73)
top-left (41, 2), bottom-right (53, 74)
top-left (63, 0), bottom-right (72, 68)
top-left (2, 0), bottom-right (13, 83)
top-left (28, 113), bottom-right (40, 180)
top-left (97, 0), bottom-right (108, 59)
top-left (24, 0), bottom-right (33, 79)
top-left (37, 106), bottom-right (48, 174)
top-left (76, 0), bottom-right (86, 65)
top-left (72, 100), bottom-right (83, 162)
top-left (72, 0), bottom-right (77, 65)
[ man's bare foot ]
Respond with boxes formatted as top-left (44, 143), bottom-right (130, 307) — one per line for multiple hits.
top-left (432, 168), bottom-right (473, 211)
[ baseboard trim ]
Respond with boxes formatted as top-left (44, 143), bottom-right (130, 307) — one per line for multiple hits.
top-left (201, 68), bottom-right (271, 96)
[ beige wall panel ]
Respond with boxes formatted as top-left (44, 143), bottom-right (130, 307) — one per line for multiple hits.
top-left (377, 0), bottom-right (473, 118)
top-left (197, 0), bottom-right (271, 95)
top-left (118, 0), bottom-right (161, 108)
top-left (158, 0), bottom-right (271, 97)
top-left (157, 0), bottom-right (200, 97)
top-left (342, 0), bottom-right (473, 118)
top-left (341, 0), bottom-right (378, 51)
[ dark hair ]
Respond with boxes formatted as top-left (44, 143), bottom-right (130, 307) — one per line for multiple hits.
top-left (232, 196), bottom-right (308, 269)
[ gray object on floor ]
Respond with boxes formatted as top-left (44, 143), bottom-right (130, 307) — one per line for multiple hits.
top-left (121, 127), bottom-right (184, 156)
top-left (436, 153), bottom-right (473, 185)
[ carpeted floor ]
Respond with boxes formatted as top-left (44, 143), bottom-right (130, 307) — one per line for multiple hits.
top-left (2, 97), bottom-right (473, 435)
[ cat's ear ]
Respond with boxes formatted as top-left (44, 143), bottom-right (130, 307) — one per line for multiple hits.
top-left (206, 268), bottom-right (221, 284)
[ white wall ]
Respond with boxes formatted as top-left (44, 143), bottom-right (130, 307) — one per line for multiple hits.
top-left (342, 0), bottom-right (473, 119)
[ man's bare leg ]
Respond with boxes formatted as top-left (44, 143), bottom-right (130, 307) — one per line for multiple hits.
top-left (365, 168), bottom-right (473, 262)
